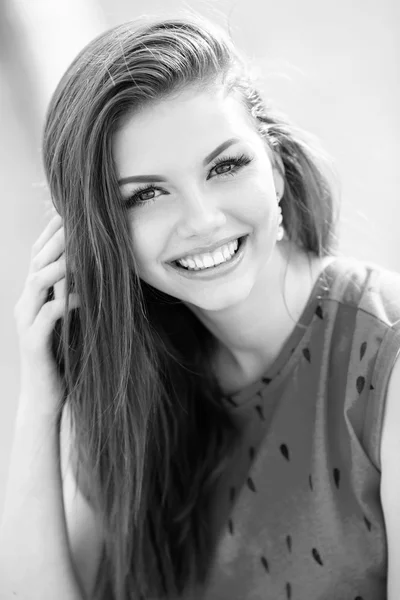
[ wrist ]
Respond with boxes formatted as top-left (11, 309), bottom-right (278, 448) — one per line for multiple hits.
top-left (16, 394), bottom-right (60, 429)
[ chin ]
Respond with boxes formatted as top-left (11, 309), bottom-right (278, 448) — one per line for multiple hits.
top-left (185, 280), bottom-right (254, 313)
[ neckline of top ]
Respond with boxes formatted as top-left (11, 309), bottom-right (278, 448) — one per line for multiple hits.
top-left (221, 255), bottom-right (345, 410)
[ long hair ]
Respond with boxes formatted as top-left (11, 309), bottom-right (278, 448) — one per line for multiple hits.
top-left (42, 12), bottom-right (339, 599)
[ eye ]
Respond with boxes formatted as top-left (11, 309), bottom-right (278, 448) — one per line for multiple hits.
top-left (207, 153), bottom-right (252, 180)
top-left (124, 184), bottom-right (164, 208)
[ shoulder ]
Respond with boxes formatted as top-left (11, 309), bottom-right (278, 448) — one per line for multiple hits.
top-left (60, 405), bottom-right (104, 596)
top-left (380, 351), bottom-right (400, 599)
top-left (325, 256), bottom-right (400, 327)
top-left (381, 350), bottom-right (400, 471)
top-left (60, 404), bottom-right (93, 504)
top-left (380, 348), bottom-right (400, 479)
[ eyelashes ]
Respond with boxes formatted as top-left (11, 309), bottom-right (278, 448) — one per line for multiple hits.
top-left (126, 183), bottom-right (159, 207)
top-left (124, 152), bottom-right (253, 208)
top-left (207, 153), bottom-right (252, 180)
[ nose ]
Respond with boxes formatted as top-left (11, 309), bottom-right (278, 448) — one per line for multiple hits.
top-left (176, 187), bottom-right (227, 238)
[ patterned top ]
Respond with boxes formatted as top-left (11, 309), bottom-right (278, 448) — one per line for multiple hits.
top-left (192, 256), bottom-right (400, 600)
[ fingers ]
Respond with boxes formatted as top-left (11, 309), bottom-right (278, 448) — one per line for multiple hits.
top-left (31, 213), bottom-right (63, 259)
top-left (15, 255), bottom-right (67, 331)
top-left (14, 213), bottom-right (81, 393)
top-left (53, 274), bottom-right (66, 301)
top-left (15, 214), bottom-right (80, 341)
top-left (30, 225), bottom-right (65, 274)
top-left (30, 293), bottom-right (80, 345)
top-left (18, 293), bottom-right (80, 360)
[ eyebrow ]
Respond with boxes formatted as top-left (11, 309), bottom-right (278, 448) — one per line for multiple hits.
top-left (117, 137), bottom-right (241, 185)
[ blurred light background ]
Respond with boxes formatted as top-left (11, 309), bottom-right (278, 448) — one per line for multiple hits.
top-left (0, 0), bottom-right (399, 514)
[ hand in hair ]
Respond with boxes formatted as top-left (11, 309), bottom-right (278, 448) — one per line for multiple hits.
top-left (13, 213), bottom-right (80, 416)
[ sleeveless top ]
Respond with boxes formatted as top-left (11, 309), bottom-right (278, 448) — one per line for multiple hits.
top-left (191, 255), bottom-right (400, 600)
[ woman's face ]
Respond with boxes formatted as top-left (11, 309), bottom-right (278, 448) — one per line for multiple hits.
top-left (113, 87), bottom-right (284, 312)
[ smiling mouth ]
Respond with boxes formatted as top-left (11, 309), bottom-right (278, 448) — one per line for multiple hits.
top-left (171, 235), bottom-right (247, 271)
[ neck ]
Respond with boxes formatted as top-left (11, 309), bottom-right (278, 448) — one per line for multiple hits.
top-left (188, 242), bottom-right (334, 389)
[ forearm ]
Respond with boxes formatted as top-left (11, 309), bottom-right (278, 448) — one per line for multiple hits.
top-left (0, 398), bottom-right (84, 600)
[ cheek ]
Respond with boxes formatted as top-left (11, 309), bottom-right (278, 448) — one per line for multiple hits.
top-left (236, 179), bottom-right (276, 223)
top-left (128, 212), bottom-right (167, 277)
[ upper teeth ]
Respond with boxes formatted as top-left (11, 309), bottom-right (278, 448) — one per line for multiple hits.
top-left (177, 239), bottom-right (239, 270)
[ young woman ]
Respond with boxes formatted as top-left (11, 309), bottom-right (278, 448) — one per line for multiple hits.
top-left (1, 12), bottom-right (400, 600)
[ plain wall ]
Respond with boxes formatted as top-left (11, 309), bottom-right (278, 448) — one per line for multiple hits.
top-left (0, 0), bottom-right (399, 515)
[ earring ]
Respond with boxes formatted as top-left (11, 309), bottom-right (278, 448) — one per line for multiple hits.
top-left (276, 193), bottom-right (284, 242)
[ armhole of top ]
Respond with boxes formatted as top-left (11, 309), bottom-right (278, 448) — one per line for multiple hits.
top-left (362, 320), bottom-right (400, 472)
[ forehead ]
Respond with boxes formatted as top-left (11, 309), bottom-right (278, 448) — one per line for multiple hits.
top-left (113, 89), bottom-right (259, 175)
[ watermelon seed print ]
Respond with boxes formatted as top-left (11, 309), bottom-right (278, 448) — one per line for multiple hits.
top-left (303, 348), bottom-right (311, 363)
top-left (354, 597), bottom-right (364, 600)
top-left (286, 535), bottom-right (292, 553)
top-left (249, 446), bottom-right (255, 461)
top-left (315, 305), bottom-right (324, 319)
top-left (229, 486), bottom-right (236, 505)
top-left (225, 395), bottom-right (238, 407)
top-left (228, 518), bottom-right (234, 535)
top-left (363, 515), bottom-right (372, 531)
top-left (260, 555), bottom-right (269, 573)
top-left (247, 476), bottom-right (257, 492)
top-left (312, 547), bottom-right (324, 566)
top-left (360, 341), bottom-right (367, 360)
top-left (285, 582), bottom-right (292, 599)
top-left (280, 443), bottom-right (290, 461)
top-left (356, 376), bottom-right (365, 394)
top-left (370, 384), bottom-right (375, 390)
top-left (333, 468), bottom-right (340, 489)
top-left (308, 474), bottom-right (313, 490)
top-left (255, 404), bottom-right (265, 421)
top-left (262, 377), bottom-right (272, 385)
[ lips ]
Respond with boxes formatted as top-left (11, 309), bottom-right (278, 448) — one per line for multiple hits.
top-left (168, 234), bottom-right (245, 264)
top-left (167, 234), bottom-right (249, 280)
top-left (176, 238), bottom-right (240, 270)
top-left (171, 235), bottom-right (247, 273)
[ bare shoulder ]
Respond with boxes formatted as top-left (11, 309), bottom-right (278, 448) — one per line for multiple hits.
top-left (60, 405), bottom-right (104, 597)
top-left (380, 351), bottom-right (400, 599)
top-left (381, 351), bottom-right (400, 461)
